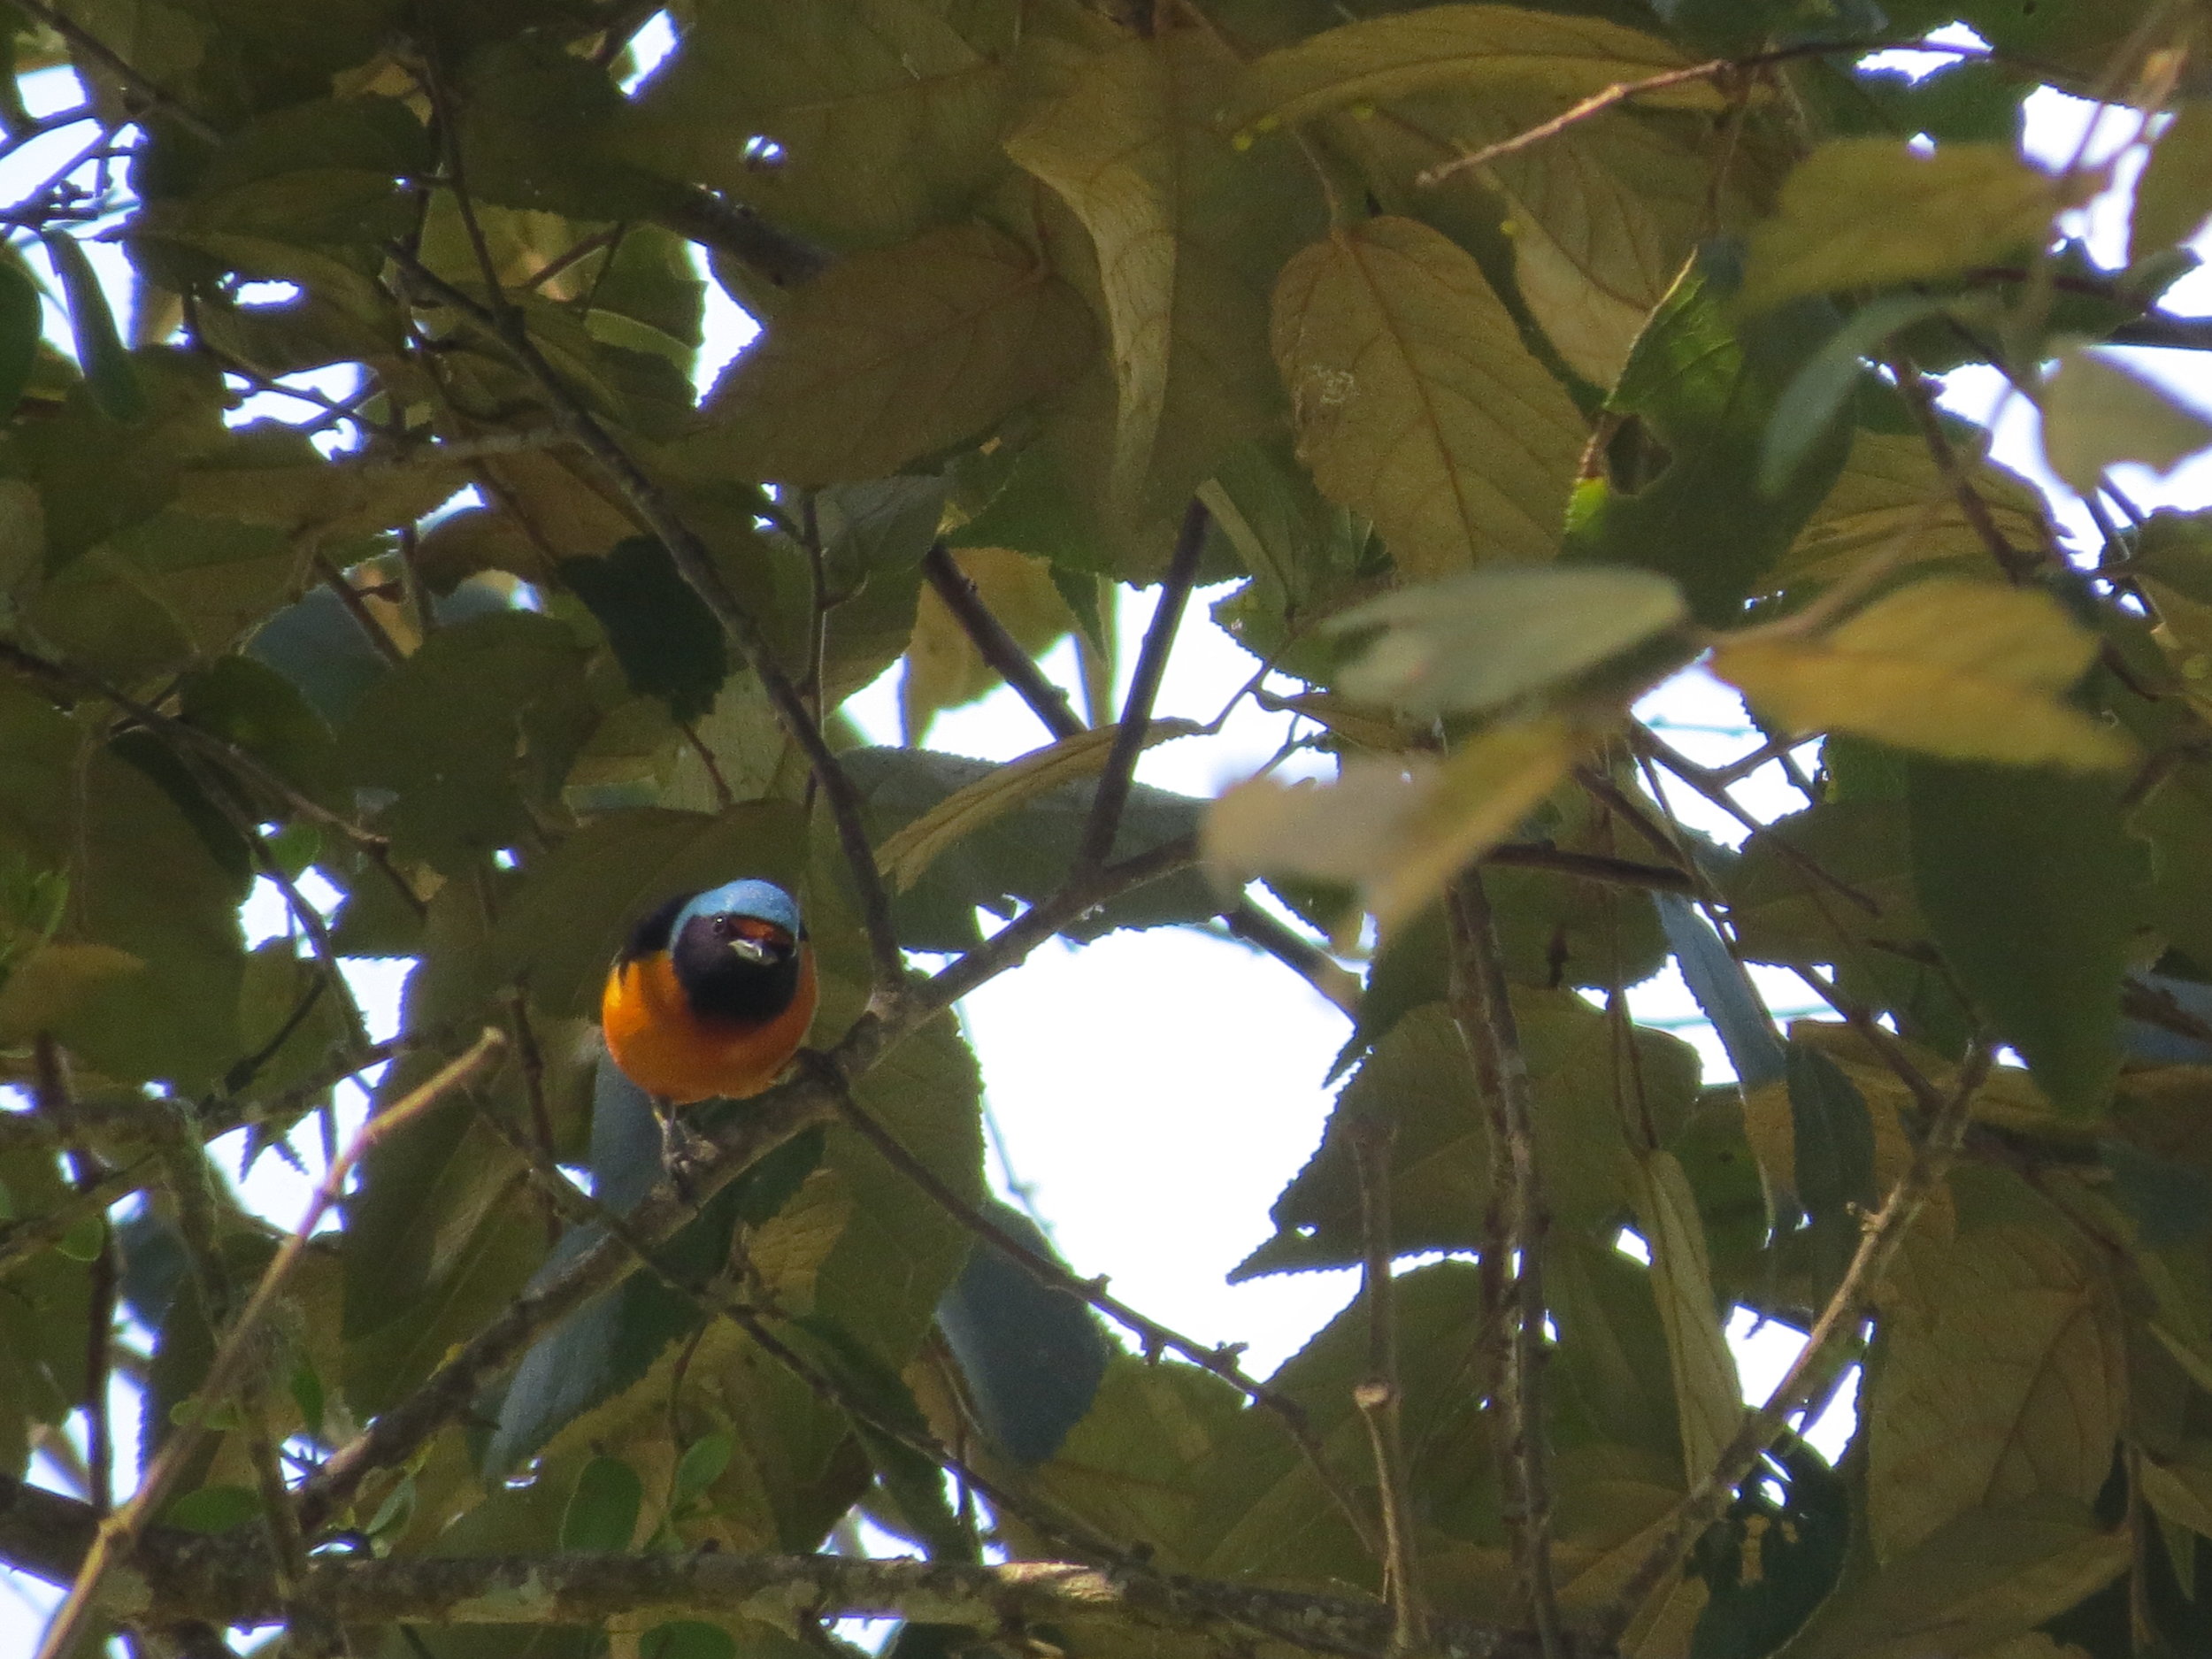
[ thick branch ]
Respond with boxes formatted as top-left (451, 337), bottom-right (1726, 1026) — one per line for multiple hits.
top-left (0, 1479), bottom-right (1543, 1659)
top-left (1446, 872), bottom-right (1563, 1659)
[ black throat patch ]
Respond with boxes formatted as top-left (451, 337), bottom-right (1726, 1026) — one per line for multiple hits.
top-left (669, 913), bottom-right (801, 1025)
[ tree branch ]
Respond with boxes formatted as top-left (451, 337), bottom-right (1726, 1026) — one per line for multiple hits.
top-left (35, 1031), bottom-right (509, 1659)
top-left (1594, 1045), bottom-right (1991, 1647)
top-left (384, 245), bottom-right (908, 999)
top-left (0, 1475), bottom-right (1547, 1659)
top-left (294, 838), bottom-right (1199, 1533)
top-left (1073, 502), bottom-right (1208, 875)
top-left (1446, 872), bottom-right (1563, 1659)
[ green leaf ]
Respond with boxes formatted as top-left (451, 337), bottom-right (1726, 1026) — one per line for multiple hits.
top-left (1760, 294), bottom-right (1955, 495)
top-left (788, 1312), bottom-right (972, 1562)
top-left (1563, 242), bottom-right (1853, 625)
top-left (934, 1198), bottom-right (1110, 1467)
top-left (2132, 102), bottom-right (2212, 263)
top-left (1628, 1148), bottom-right (1742, 1486)
top-left (1270, 216), bottom-right (1588, 577)
top-left (1741, 139), bottom-right (2065, 311)
top-left (0, 258), bottom-right (40, 420)
top-left (672, 1432), bottom-right (736, 1508)
top-left (1690, 1442), bottom-right (1850, 1659)
top-left (1908, 760), bottom-right (2140, 1117)
top-left (561, 1455), bottom-right (644, 1554)
top-left (643, 1624), bottom-right (739, 1659)
top-left (1238, 994), bottom-right (1699, 1277)
top-left (842, 746), bottom-right (1218, 952)
top-left (1010, 29), bottom-right (1324, 525)
top-left (1330, 564), bottom-right (1688, 715)
top-left (163, 1484), bottom-right (261, 1534)
top-left (681, 223), bottom-right (1092, 487)
top-left (0, 681), bottom-right (246, 1087)
top-left (561, 536), bottom-right (730, 726)
top-left (876, 720), bottom-right (1199, 895)
top-left (616, 0), bottom-right (1014, 250)
top-left (335, 611), bottom-right (596, 872)
top-left (1228, 7), bottom-right (1713, 134)
top-left (2039, 347), bottom-right (2212, 495)
top-left (41, 231), bottom-right (144, 424)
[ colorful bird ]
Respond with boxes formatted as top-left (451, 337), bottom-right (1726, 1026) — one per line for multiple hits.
top-left (601, 879), bottom-right (819, 1164)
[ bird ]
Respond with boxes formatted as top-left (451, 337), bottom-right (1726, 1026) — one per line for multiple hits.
top-left (600, 879), bottom-right (819, 1173)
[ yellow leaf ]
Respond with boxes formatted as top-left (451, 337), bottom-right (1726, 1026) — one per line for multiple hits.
top-left (901, 547), bottom-right (1073, 742)
top-left (1628, 1149), bottom-right (1744, 1486)
top-left (876, 718), bottom-right (1201, 893)
top-left (1010, 32), bottom-right (1321, 523)
top-left (2138, 1450), bottom-right (2212, 1540)
top-left (1741, 140), bottom-right (2066, 311)
top-left (1769, 430), bottom-right (2051, 590)
top-left (1270, 217), bottom-right (1586, 575)
top-left (2039, 346), bottom-right (2212, 495)
top-left (1491, 105), bottom-right (1759, 388)
top-left (1868, 1225), bottom-right (2126, 1561)
top-left (1710, 578), bottom-right (2129, 771)
top-left (1228, 5), bottom-right (1714, 134)
top-left (686, 223), bottom-right (1094, 486)
top-left (1204, 718), bottom-right (1583, 935)
top-left (0, 941), bottom-right (144, 1041)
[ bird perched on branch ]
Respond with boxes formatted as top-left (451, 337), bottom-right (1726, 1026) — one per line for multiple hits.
top-left (601, 879), bottom-right (818, 1171)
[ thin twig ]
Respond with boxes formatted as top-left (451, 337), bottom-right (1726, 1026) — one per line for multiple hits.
top-left (1221, 905), bottom-right (1363, 1017)
top-left (1074, 502), bottom-right (1209, 875)
top-left (1415, 35), bottom-right (1996, 188)
top-left (1445, 872), bottom-right (1562, 1659)
top-left (34, 1030), bottom-right (508, 1659)
top-left (921, 542), bottom-right (1087, 741)
top-left (312, 553), bottom-right (406, 664)
top-left (384, 246), bottom-right (908, 997)
top-left (0, 639), bottom-right (410, 872)
top-left (1593, 1044), bottom-right (1993, 1647)
top-left (823, 1067), bottom-right (1388, 1561)
top-left (11, 0), bottom-right (221, 142)
top-left (920, 536), bottom-right (1353, 1010)
top-left (35, 1039), bottom-right (113, 1516)
top-left (1886, 357), bottom-right (2042, 582)
top-left (1482, 841), bottom-right (1697, 894)
top-left (1348, 1119), bottom-right (1424, 1652)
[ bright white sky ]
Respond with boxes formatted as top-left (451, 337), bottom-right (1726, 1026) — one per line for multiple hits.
top-left (10, 21), bottom-right (2212, 1649)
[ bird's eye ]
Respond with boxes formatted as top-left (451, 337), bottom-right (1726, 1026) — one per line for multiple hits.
top-left (710, 916), bottom-right (732, 939)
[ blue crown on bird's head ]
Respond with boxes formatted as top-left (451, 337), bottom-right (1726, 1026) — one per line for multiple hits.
top-left (675, 879), bottom-right (803, 937)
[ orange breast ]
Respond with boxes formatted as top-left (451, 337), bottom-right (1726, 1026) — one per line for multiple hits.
top-left (600, 949), bottom-right (819, 1105)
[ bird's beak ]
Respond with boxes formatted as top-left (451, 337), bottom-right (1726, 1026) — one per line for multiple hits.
top-left (727, 938), bottom-right (774, 966)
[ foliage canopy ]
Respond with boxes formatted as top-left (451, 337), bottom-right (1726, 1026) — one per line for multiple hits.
top-left (4, 3), bottom-right (2212, 1659)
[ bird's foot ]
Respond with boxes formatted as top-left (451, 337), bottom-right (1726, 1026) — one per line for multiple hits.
top-left (654, 1102), bottom-right (712, 1201)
